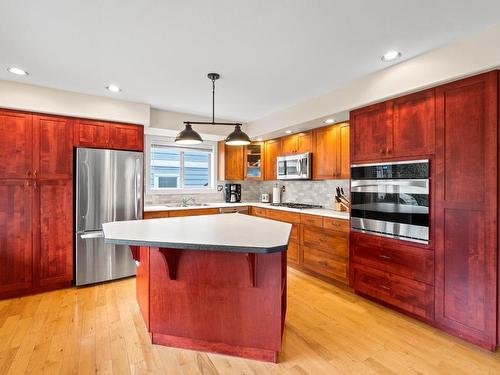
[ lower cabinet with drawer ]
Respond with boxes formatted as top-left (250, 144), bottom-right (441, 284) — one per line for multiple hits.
top-left (250, 207), bottom-right (350, 285)
top-left (352, 263), bottom-right (434, 320)
top-left (350, 231), bottom-right (435, 321)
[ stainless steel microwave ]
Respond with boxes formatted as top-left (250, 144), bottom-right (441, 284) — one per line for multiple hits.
top-left (277, 152), bottom-right (311, 180)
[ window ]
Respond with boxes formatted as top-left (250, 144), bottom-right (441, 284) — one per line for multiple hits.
top-left (146, 135), bottom-right (216, 194)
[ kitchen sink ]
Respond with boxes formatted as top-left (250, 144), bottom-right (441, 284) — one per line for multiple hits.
top-left (161, 203), bottom-right (211, 208)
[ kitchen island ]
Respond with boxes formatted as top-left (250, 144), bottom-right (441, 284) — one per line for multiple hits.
top-left (102, 213), bottom-right (292, 362)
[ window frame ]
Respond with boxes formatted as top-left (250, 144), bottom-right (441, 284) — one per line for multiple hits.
top-left (145, 135), bottom-right (217, 195)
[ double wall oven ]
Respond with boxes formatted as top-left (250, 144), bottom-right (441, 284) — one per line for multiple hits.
top-left (350, 160), bottom-right (430, 244)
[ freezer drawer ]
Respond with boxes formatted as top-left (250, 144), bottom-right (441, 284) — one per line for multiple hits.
top-left (76, 232), bottom-right (136, 286)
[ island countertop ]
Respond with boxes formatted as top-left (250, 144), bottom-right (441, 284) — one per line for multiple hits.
top-left (102, 213), bottom-right (292, 253)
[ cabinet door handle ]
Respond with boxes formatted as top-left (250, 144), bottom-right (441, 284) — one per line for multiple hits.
top-left (33, 180), bottom-right (37, 188)
top-left (386, 147), bottom-right (391, 155)
top-left (33, 170), bottom-right (38, 178)
top-left (378, 284), bottom-right (391, 291)
top-left (26, 170), bottom-right (31, 177)
top-left (25, 180), bottom-right (30, 187)
top-left (378, 254), bottom-right (392, 260)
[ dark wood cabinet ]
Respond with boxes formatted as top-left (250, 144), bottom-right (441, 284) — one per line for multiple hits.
top-left (75, 119), bottom-right (109, 148)
top-left (352, 263), bottom-right (434, 320)
top-left (75, 119), bottom-right (144, 151)
top-left (0, 110), bottom-right (33, 179)
top-left (218, 141), bottom-right (244, 181)
top-left (33, 115), bottom-right (73, 179)
top-left (350, 90), bottom-right (435, 163)
top-left (36, 179), bottom-right (73, 287)
top-left (393, 89), bottom-right (435, 157)
top-left (350, 101), bottom-right (393, 162)
top-left (434, 71), bottom-right (498, 349)
top-left (0, 180), bottom-right (33, 295)
top-left (264, 138), bottom-right (281, 180)
top-left (109, 123), bottom-right (144, 151)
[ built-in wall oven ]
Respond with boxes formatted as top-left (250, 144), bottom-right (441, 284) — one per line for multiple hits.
top-left (277, 152), bottom-right (311, 180)
top-left (350, 160), bottom-right (429, 244)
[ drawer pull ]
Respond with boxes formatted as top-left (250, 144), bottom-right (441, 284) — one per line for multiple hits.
top-left (378, 284), bottom-right (391, 291)
top-left (378, 254), bottom-right (392, 260)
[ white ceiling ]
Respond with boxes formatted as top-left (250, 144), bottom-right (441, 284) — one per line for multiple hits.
top-left (1, 0), bottom-right (499, 122)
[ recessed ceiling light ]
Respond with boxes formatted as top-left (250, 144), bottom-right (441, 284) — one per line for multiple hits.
top-left (7, 67), bottom-right (29, 76)
top-left (285, 130), bottom-right (293, 134)
top-left (381, 50), bottom-right (402, 62)
top-left (106, 84), bottom-right (121, 93)
top-left (324, 118), bottom-right (335, 124)
top-left (256, 138), bottom-right (263, 141)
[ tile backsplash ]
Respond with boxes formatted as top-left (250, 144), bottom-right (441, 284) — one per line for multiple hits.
top-left (145, 179), bottom-right (349, 209)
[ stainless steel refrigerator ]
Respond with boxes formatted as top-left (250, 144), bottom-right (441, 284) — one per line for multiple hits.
top-left (75, 148), bottom-right (143, 286)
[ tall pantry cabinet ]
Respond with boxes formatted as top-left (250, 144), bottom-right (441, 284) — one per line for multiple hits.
top-left (0, 111), bottom-right (73, 297)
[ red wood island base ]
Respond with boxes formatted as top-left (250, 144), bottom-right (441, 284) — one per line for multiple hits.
top-left (130, 245), bottom-right (287, 362)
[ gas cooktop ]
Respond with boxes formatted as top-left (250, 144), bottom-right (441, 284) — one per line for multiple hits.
top-left (270, 203), bottom-right (323, 210)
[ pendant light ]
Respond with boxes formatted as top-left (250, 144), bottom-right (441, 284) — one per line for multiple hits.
top-left (225, 124), bottom-right (251, 146)
top-left (175, 122), bottom-right (203, 145)
top-left (175, 73), bottom-right (251, 146)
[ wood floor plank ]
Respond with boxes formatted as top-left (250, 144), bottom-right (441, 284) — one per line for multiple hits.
top-left (0, 268), bottom-right (499, 374)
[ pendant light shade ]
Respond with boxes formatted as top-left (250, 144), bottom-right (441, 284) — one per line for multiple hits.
top-left (225, 125), bottom-right (251, 146)
top-left (175, 123), bottom-right (203, 144)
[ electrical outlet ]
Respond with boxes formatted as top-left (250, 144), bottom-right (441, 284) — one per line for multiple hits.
top-left (217, 184), bottom-right (224, 192)
top-left (281, 186), bottom-right (286, 193)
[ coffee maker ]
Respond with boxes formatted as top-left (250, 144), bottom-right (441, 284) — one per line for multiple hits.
top-left (225, 183), bottom-right (241, 203)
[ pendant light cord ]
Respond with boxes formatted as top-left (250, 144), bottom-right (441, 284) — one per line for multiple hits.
top-left (212, 77), bottom-right (215, 125)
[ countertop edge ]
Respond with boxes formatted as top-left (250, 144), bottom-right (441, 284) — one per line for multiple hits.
top-left (104, 238), bottom-right (288, 254)
top-left (144, 202), bottom-right (350, 220)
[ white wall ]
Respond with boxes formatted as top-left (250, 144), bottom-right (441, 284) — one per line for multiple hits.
top-left (0, 80), bottom-right (150, 125)
top-left (248, 23), bottom-right (500, 138)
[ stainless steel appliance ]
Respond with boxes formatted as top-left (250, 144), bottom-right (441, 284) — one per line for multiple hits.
top-left (277, 152), bottom-right (311, 180)
top-left (225, 183), bottom-right (241, 203)
top-left (219, 206), bottom-right (249, 214)
top-left (350, 160), bottom-right (429, 244)
top-left (75, 148), bottom-right (143, 286)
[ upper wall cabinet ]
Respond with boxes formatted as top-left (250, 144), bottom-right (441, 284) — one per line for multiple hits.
top-left (350, 90), bottom-right (435, 163)
top-left (218, 141), bottom-right (244, 181)
top-left (75, 119), bottom-right (144, 151)
top-left (244, 142), bottom-right (265, 180)
top-left (264, 138), bottom-right (282, 181)
top-left (109, 123), bottom-right (144, 151)
top-left (33, 115), bottom-right (74, 179)
top-left (281, 132), bottom-right (312, 155)
top-left (350, 101), bottom-right (394, 162)
top-left (0, 110), bottom-right (33, 179)
top-left (392, 89), bottom-right (435, 157)
top-left (312, 123), bottom-right (350, 179)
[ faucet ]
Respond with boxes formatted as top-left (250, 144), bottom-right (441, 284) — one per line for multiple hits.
top-left (181, 197), bottom-right (196, 207)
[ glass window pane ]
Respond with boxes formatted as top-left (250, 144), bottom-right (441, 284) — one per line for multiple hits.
top-left (183, 151), bottom-right (210, 187)
top-left (150, 145), bottom-right (181, 189)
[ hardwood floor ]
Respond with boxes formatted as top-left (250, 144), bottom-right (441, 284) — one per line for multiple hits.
top-left (0, 267), bottom-right (499, 374)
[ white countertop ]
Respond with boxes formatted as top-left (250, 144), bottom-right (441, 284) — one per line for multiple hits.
top-left (144, 202), bottom-right (350, 220)
top-left (103, 213), bottom-right (292, 253)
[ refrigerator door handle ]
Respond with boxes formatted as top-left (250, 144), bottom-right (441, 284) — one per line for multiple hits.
top-left (135, 157), bottom-right (141, 220)
top-left (80, 231), bottom-right (104, 239)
